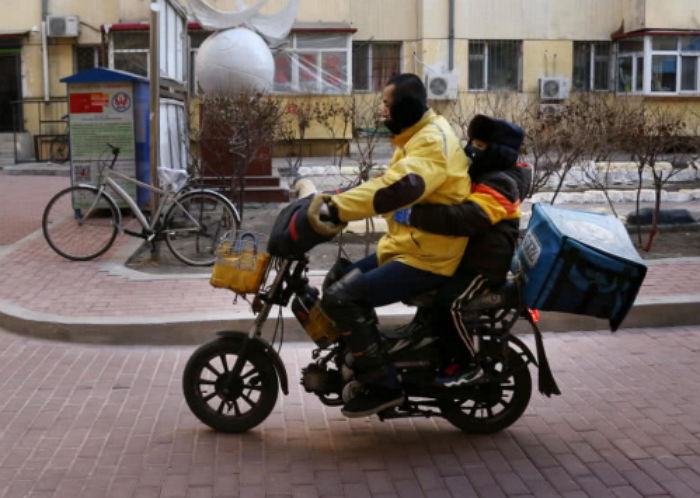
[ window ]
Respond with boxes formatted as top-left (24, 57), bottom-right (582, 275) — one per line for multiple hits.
top-left (110, 31), bottom-right (149, 76)
top-left (273, 32), bottom-right (351, 94)
top-left (573, 42), bottom-right (611, 91)
top-left (468, 40), bottom-right (521, 91)
top-left (189, 31), bottom-right (212, 93)
top-left (352, 42), bottom-right (401, 92)
top-left (75, 46), bottom-right (103, 73)
top-left (616, 37), bottom-right (644, 93)
top-left (616, 35), bottom-right (700, 94)
top-left (650, 35), bottom-right (700, 93)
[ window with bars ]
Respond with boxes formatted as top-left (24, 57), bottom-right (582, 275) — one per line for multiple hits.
top-left (273, 32), bottom-right (351, 94)
top-left (352, 42), bottom-right (401, 92)
top-left (573, 41), bottom-right (612, 91)
top-left (468, 40), bottom-right (522, 91)
top-left (110, 31), bottom-right (149, 77)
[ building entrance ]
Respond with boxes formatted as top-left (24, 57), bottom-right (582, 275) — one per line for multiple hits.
top-left (0, 50), bottom-right (22, 132)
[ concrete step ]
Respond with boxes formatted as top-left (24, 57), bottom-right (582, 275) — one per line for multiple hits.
top-left (0, 133), bottom-right (19, 163)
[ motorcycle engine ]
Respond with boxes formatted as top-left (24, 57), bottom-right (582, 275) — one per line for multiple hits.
top-left (301, 363), bottom-right (343, 396)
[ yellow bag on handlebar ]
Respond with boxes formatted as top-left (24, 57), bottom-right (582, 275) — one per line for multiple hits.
top-left (210, 232), bottom-right (270, 294)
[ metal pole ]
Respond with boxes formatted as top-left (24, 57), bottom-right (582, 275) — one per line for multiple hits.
top-left (42, 0), bottom-right (49, 102)
top-left (41, 21), bottom-right (50, 102)
top-left (149, 1), bottom-right (161, 261)
top-left (448, 0), bottom-right (455, 71)
top-left (149, 2), bottom-right (161, 213)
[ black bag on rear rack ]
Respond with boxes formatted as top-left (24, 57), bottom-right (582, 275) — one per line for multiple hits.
top-left (267, 195), bottom-right (335, 259)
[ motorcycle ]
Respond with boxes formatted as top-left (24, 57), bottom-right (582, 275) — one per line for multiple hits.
top-left (182, 233), bottom-right (561, 434)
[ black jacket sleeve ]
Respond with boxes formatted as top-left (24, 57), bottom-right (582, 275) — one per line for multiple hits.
top-left (409, 201), bottom-right (492, 237)
top-left (410, 170), bottom-right (521, 237)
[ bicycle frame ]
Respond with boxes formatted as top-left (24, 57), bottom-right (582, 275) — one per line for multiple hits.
top-left (83, 164), bottom-right (217, 237)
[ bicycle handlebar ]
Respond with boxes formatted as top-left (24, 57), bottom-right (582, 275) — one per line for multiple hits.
top-left (99, 142), bottom-right (120, 169)
top-left (105, 143), bottom-right (120, 170)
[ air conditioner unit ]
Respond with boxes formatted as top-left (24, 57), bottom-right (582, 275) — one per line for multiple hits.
top-left (539, 76), bottom-right (570, 100)
top-left (539, 103), bottom-right (566, 116)
top-left (46, 15), bottom-right (80, 37)
top-left (426, 71), bottom-right (459, 100)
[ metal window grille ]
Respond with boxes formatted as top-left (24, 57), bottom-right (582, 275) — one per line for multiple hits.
top-left (468, 40), bottom-right (521, 91)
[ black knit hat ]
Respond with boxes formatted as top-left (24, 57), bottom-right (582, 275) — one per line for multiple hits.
top-left (467, 114), bottom-right (524, 151)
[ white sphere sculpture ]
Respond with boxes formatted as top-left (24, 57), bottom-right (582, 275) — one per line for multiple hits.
top-left (195, 28), bottom-right (274, 95)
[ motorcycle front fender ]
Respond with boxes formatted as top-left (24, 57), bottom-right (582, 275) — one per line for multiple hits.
top-left (215, 331), bottom-right (289, 395)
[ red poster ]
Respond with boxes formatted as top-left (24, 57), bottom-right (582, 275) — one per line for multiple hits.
top-left (70, 93), bottom-right (109, 113)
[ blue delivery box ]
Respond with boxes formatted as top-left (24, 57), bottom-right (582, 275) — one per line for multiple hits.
top-left (513, 204), bottom-right (647, 331)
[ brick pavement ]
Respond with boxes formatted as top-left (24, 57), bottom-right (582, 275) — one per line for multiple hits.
top-left (0, 325), bottom-right (699, 498)
top-left (1, 171), bottom-right (700, 338)
top-left (0, 174), bottom-right (69, 246)
top-left (1, 229), bottom-right (699, 320)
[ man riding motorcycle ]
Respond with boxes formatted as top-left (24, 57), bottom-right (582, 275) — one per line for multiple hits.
top-left (307, 73), bottom-right (471, 418)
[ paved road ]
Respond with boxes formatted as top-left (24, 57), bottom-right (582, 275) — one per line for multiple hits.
top-left (1, 324), bottom-right (699, 498)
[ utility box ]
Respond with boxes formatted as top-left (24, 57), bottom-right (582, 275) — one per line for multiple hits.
top-left (60, 68), bottom-right (150, 207)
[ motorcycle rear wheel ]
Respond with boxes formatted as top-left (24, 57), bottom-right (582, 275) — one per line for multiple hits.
top-left (438, 351), bottom-right (531, 434)
top-left (183, 338), bottom-right (279, 433)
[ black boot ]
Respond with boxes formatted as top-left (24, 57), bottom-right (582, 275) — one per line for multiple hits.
top-left (323, 269), bottom-right (397, 385)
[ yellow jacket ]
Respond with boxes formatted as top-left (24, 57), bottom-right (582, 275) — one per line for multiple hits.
top-left (331, 110), bottom-right (471, 276)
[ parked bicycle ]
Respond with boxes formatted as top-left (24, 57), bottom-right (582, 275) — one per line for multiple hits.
top-left (42, 144), bottom-right (240, 265)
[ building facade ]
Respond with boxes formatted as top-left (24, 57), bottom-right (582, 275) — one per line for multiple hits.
top-left (2, 0), bottom-right (699, 161)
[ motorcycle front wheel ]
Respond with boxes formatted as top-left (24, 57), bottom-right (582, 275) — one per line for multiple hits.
top-left (183, 338), bottom-right (279, 433)
top-left (438, 350), bottom-right (532, 434)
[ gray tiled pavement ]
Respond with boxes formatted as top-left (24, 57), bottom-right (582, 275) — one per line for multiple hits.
top-left (1, 325), bottom-right (700, 497)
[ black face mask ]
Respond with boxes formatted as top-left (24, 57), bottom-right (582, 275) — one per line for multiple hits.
top-left (384, 95), bottom-right (426, 135)
top-left (465, 142), bottom-right (518, 182)
top-left (465, 143), bottom-right (486, 162)
top-left (384, 118), bottom-right (404, 135)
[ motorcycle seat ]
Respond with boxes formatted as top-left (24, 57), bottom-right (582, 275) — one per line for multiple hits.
top-left (461, 279), bottom-right (520, 312)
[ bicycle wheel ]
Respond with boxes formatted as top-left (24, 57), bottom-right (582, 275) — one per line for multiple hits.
top-left (42, 186), bottom-right (120, 261)
top-left (163, 190), bottom-right (238, 266)
top-left (183, 337), bottom-right (279, 433)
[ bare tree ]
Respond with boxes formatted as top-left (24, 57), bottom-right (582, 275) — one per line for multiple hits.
top-left (196, 92), bottom-right (284, 218)
top-left (313, 98), bottom-right (354, 168)
top-left (350, 94), bottom-right (386, 185)
top-left (278, 99), bottom-right (316, 181)
top-left (618, 102), bottom-right (688, 250)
